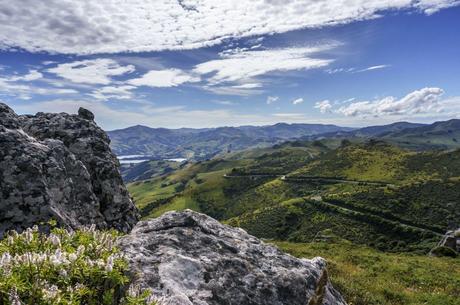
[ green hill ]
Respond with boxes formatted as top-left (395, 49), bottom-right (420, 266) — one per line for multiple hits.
top-left (128, 140), bottom-right (460, 253)
top-left (126, 139), bottom-right (460, 304)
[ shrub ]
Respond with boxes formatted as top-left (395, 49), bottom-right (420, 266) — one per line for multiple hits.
top-left (430, 246), bottom-right (458, 258)
top-left (0, 225), bottom-right (157, 305)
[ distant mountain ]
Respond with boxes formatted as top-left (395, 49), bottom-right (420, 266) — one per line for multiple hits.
top-left (108, 123), bottom-right (353, 159)
top-left (309, 119), bottom-right (460, 150)
top-left (313, 122), bottom-right (426, 139)
top-left (381, 119), bottom-right (460, 150)
top-left (109, 119), bottom-right (460, 160)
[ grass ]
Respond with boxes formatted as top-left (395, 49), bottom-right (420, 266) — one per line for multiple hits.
top-left (275, 241), bottom-right (460, 305)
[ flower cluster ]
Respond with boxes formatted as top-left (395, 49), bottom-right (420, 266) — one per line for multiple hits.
top-left (0, 224), bottom-right (157, 305)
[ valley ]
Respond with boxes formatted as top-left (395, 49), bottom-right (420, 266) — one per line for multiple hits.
top-left (123, 124), bottom-right (460, 304)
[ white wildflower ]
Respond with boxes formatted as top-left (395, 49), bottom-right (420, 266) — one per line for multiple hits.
top-left (24, 229), bottom-right (33, 243)
top-left (7, 235), bottom-right (14, 246)
top-left (59, 268), bottom-right (68, 278)
top-left (50, 249), bottom-right (64, 266)
top-left (68, 253), bottom-right (78, 262)
top-left (76, 245), bottom-right (85, 256)
top-left (8, 288), bottom-right (22, 305)
top-left (48, 234), bottom-right (61, 247)
top-left (127, 284), bottom-right (142, 298)
top-left (42, 285), bottom-right (59, 300)
top-left (0, 252), bottom-right (12, 266)
top-left (96, 259), bottom-right (105, 268)
top-left (105, 255), bottom-right (114, 272)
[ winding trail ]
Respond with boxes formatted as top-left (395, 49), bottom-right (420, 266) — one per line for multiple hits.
top-left (223, 173), bottom-right (395, 187)
top-left (308, 195), bottom-right (444, 235)
top-left (223, 173), bottom-right (442, 235)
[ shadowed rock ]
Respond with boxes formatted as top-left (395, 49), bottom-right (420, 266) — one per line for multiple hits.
top-left (119, 210), bottom-right (347, 305)
top-left (0, 103), bottom-right (139, 237)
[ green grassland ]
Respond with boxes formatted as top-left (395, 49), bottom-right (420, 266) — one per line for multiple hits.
top-left (127, 139), bottom-right (460, 304)
top-left (275, 241), bottom-right (460, 305)
top-left (127, 140), bottom-right (459, 253)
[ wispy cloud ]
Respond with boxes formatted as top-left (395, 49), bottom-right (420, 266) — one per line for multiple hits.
top-left (194, 45), bottom-right (336, 86)
top-left (47, 59), bottom-right (135, 85)
top-left (355, 64), bottom-right (390, 73)
top-left (292, 98), bottom-right (304, 105)
top-left (127, 69), bottom-right (200, 88)
top-left (266, 96), bottom-right (279, 105)
top-left (213, 100), bottom-right (238, 106)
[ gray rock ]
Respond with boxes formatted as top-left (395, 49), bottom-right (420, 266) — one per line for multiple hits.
top-left (119, 210), bottom-right (347, 305)
top-left (0, 103), bottom-right (139, 237)
top-left (78, 107), bottom-right (95, 121)
top-left (433, 229), bottom-right (460, 253)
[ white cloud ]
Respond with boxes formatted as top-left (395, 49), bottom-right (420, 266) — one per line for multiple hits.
top-left (417, 0), bottom-right (460, 14)
top-left (272, 113), bottom-right (305, 119)
top-left (88, 85), bottom-right (136, 101)
top-left (0, 1), bottom-right (458, 54)
top-left (203, 85), bottom-right (264, 96)
top-left (0, 69), bottom-right (77, 99)
top-left (266, 96), bottom-right (279, 104)
top-left (47, 59), bottom-right (135, 84)
top-left (315, 100), bottom-right (332, 113)
top-left (213, 100), bottom-right (238, 106)
top-left (326, 64), bottom-right (389, 74)
top-left (337, 87), bottom-right (444, 117)
top-left (325, 67), bottom-right (356, 74)
top-left (292, 98), bottom-right (304, 105)
top-left (127, 69), bottom-right (199, 88)
top-left (195, 45), bottom-right (335, 85)
top-left (356, 64), bottom-right (390, 73)
top-left (231, 83), bottom-right (263, 89)
top-left (10, 70), bottom-right (43, 81)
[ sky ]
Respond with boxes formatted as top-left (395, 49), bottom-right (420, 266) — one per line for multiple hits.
top-left (1, 0), bottom-right (460, 130)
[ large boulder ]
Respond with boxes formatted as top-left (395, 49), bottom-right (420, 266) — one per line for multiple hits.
top-left (0, 103), bottom-right (138, 237)
top-left (118, 210), bottom-right (347, 305)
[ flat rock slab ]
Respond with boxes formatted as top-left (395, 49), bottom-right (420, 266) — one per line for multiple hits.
top-left (119, 210), bottom-right (347, 305)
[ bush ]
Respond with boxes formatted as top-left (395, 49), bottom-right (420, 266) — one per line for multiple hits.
top-left (0, 225), bottom-right (157, 305)
top-left (430, 246), bottom-right (458, 258)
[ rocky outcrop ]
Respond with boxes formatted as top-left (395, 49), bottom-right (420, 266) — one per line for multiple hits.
top-left (430, 229), bottom-right (460, 257)
top-left (0, 103), bottom-right (138, 237)
top-left (119, 210), bottom-right (347, 305)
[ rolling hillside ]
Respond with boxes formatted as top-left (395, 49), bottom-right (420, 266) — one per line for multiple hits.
top-left (127, 140), bottom-right (460, 253)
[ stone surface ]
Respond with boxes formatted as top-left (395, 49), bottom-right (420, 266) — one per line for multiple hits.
top-left (434, 229), bottom-right (460, 253)
top-left (0, 103), bottom-right (139, 237)
top-left (119, 210), bottom-right (347, 305)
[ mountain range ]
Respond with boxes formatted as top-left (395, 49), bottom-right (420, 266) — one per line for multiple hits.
top-left (108, 119), bottom-right (460, 161)
top-left (107, 123), bottom-right (353, 159)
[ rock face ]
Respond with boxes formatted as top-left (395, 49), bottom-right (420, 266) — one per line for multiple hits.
top-left (434, 229), bottom-right (460, 253)
top-left (0, 103), bottom-right (138, 237)
top-left (119, 210), bottom-right (347, 305)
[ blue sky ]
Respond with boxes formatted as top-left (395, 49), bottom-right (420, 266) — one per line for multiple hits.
top-left (1, 1), bottom-right (460, 129)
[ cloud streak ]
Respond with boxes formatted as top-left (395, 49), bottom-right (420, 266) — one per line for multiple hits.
top-left (194, 45), bottom-right (336, 86)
